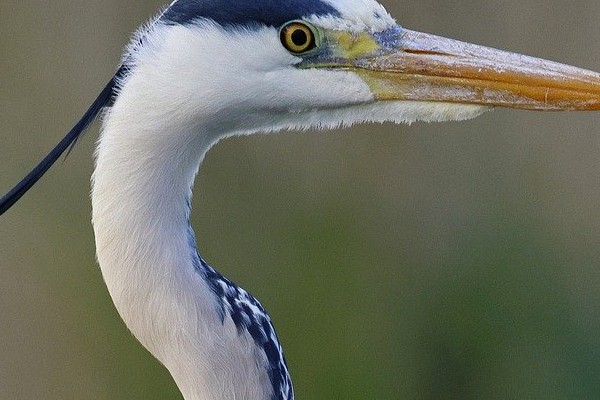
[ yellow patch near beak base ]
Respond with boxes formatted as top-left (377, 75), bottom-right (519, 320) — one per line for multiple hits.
top-left (332, 32), bottom-right (380, 59)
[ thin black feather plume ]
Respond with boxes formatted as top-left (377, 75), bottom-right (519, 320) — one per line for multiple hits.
top-left (0, 68), bottom-right (124, 216)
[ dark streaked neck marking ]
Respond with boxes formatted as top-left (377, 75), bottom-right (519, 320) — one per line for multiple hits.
top-left (194, 254), bottom-right (294, 400)
top-left (162, 0), bottom-right (340, 27)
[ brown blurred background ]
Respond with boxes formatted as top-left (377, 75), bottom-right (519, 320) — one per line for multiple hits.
top-left (1, 1), bottom-right (600, 399)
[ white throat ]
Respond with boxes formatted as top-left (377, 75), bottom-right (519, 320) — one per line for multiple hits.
top-left (92, 81), bottom-right (278, 399)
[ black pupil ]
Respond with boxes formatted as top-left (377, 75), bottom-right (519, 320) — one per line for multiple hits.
top-left (291, 29), bottom-right (308, 47)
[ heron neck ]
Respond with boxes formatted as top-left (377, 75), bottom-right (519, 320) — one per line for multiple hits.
top-left (91, 100), bottom-right (208, 313)
top-left (91, 96), bottom-right (221, 398)
top-left (90, 81), bottom-right (278, 398)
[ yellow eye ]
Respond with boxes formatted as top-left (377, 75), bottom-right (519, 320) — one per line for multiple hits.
top-left (280, 21), bottom-right (317, 54)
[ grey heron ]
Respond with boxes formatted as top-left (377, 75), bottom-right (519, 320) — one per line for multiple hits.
top-left (2, 0), bottom-right (600, 399)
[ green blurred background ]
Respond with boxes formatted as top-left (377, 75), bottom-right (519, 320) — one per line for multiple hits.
top-left (2, 1), bottom-right (600, 398)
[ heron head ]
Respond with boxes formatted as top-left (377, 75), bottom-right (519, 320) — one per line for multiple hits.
top-left (112, 0), bottom-right (600, 137)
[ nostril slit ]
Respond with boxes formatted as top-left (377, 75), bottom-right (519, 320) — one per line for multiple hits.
top-left (404, 49), bottom-right (451, 56)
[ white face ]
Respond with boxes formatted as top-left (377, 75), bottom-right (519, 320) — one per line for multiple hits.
top-left (119, 12), bottom-right (485, 142)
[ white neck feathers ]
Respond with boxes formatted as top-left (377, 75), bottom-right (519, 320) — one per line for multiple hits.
top-left (91, 25), bottom-right (273, 398)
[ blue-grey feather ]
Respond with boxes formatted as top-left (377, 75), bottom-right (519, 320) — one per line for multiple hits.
top-left (199, 258), bottom-right (294, 400)
top-left (0, 68), bottom-right (125, 216)
top-left (186, 224), bottom-right (293, 400)
top-left (162, 0), bottom-right (340, 28)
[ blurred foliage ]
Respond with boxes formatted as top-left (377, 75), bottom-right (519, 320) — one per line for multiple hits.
top-left (1, 1), bottom-right (600, 399)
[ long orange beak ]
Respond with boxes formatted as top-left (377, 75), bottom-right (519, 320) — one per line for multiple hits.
top-left (345, 28), bottom-right (600, 111)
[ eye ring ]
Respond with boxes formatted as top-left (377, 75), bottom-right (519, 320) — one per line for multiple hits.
top-left (280, 21), bottom-right (318, 54)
